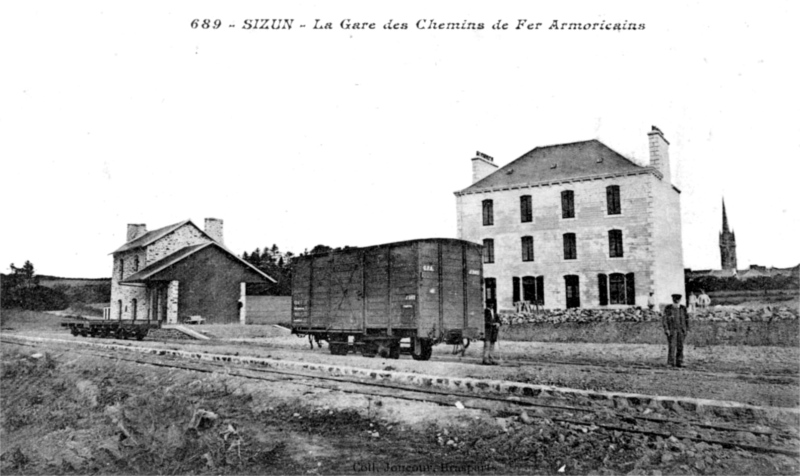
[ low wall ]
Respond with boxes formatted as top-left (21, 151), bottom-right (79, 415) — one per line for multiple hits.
top-left (245, 296), bottom-right (291, 325)
top-left (500, 320), bottom-right (800, 347)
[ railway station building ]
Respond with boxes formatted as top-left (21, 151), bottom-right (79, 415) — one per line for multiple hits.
top-left (455, 126), bottom-right (685, 310)
top-left (109, 218), bottom-right (274, 324)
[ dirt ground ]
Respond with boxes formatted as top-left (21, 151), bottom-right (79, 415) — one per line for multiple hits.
top-left (2, 342), bottom-right (798, 476)
top-left (2, 310), bottom-right (799, 475)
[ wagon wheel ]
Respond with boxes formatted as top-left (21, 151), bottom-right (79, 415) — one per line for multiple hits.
top-left (411, 338), bottom-right (433, 361)
top-left (70, 327), bottom-right (79, 337)
top-left (388, 341), bottom-right (401, 359)
top-left (136, 329), bottom-right (147, 341)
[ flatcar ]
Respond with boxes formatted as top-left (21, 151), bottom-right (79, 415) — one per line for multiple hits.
top-left (291, 238), bottom-right (484, 360)
top-left (61, 316), bottom-right (160, 340)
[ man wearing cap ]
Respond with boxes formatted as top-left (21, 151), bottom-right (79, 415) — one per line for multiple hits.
top-left (482, 301), bottom-right (501, 365)
top-left (662, 294), bottom-right (689, 367)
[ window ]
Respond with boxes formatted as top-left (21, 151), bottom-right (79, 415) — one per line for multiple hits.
top-left (131, 298), bottom-right (137, 320)
top-left (563, 233), bottom-right (577, 260)
top-left (521, 276), bottom-right (545, 305)
top-left (609, 273), bottom-right (626, 304)
top-left (561, 190), bottom-right (575, 219)
top-left (520, 195), bottom-right (532, 223)
top-left (522, 276), bottom-right (536, 303)
top-left (607, 185), bottom-right (621, 215)
top-left (482, 199), bottom-right (494, 226)
top-left (117, 299), bottom-right (123, 319)
top-left (598, 272), bottom-right (636, 305)
top-left (119, 259), bottom-right (124, 279)
top-left (483, 239), bottom-right (494, 264)
top-left (521, 236), bottom-right (534, 262)
top-left (133, 255), bottom-right (139, 272)
top-left (484, 278), bottom-right (497, 305)
top-left (512, 277), bottom-right (520, 303)
top-left (609, 229), bottom-right (624, 258)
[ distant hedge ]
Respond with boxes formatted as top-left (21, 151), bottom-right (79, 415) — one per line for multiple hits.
top-left (686, 274), bottom-right (798, 293)
top-left (0, 285), bottom-right (69, 311)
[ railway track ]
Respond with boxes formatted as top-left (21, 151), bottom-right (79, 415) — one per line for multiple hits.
top-left (170, 337), bottom-right (800, 383)
top-left (3, 336), bottom-right (799, 458)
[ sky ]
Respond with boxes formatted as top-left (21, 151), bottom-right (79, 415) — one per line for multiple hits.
top-left (1, 1), bottom-right (799, 278)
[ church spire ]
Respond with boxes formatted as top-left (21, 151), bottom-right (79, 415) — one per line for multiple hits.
top-left (719, 197), bottom-right (737, 271)
top-left (722, 199), bottom-right (730, 234)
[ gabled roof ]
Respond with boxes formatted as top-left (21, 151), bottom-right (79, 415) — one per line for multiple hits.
top-left (121, 242), bottom-right (275, 283)
top-left (457, 139), bottom-right (659, 195)
top-left (111, 220), bottom-right (195, 254)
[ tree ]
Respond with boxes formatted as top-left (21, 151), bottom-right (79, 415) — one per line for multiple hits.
top-left (1, 261), bottom-right (68, 310)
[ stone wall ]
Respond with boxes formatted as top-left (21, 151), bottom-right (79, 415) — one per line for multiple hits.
top-left (499, 306), bottom-right (799, 346)
top-left (109, 249), bottom-right (148, 320)
top-left (146, 223), bottom-right (210, 264)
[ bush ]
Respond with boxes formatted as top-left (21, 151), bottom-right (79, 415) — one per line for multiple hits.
top-left (1, 285), bottom-right (69, 311)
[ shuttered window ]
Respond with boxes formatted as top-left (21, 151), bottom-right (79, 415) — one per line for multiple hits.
top-left (521, 276), bottom-right (536, 303)
top-left (609, 273), bottom-right (626, 304)
top-left (598, 274), bottom-right (608, 306)
top-left (520, 195), bottom-right (532, 223)
top-left (483, 239), bottom-right (494, 264)
top-left (625, 272), bottom-right (636, 305)
top-left (521, 236), bottom-right (534, 262)
top-left (561, 190), bottom-right (575, 219)
top-left (563, 233), bottom-right (577, 260)
top-left (598, 272), bottom-right (635, 305)
top-left (536, 276), bottom-right (545, 305)
top-left (607, 185), bottom-right (621, 215)
top-left (512, 277), bottom-right (520, 303)
top-left (482, 199), bottom-right (494, 226)
top-left (609, 229), bottom-right (624, 258)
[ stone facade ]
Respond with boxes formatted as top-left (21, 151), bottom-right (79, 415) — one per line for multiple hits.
top-left (145, 225), bottom-right (209, 264)
top-left (110, 220), bottom-right (216, 322)
top-left (455, 128), bottom-right (684, 310)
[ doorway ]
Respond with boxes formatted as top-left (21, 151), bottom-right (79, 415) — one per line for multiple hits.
top-left (564, 275), bottom-right (580, 308)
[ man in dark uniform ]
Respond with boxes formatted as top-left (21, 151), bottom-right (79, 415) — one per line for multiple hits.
top-left (662, 293), bottom-right (689, 367)
top-left (482, 301), bottom-right (500, 365)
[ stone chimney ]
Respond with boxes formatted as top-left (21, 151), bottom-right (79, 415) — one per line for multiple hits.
top-left (647, 126), bottom-right (671, 182)
top-left (204, 218), bottom-right (224, 244)
top-left (126, 224), bottom-right (147, 242)
top-left (472, 151), bottom-right (498, 183)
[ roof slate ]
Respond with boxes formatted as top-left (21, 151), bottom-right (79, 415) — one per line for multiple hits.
top-left (111, 220), bottom-right (193, 254)
top-left (121, 242), bottom-right (275, 284)
top-left (458, 139), bottom-right (655, 195)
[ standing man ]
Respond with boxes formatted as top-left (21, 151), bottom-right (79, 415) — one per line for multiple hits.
top-left (662, 294), bottom-right (689, 367)
top-left (482, 301), bottom-right (500, 365)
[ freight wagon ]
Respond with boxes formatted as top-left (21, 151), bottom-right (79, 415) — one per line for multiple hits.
top-left (291, 238), bottom-right (484, 360)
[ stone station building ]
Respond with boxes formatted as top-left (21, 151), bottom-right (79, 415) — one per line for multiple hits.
top-left (455, 127), bottom-right (685, 311)
top-left (109, 218), bottom-right (273, 325)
